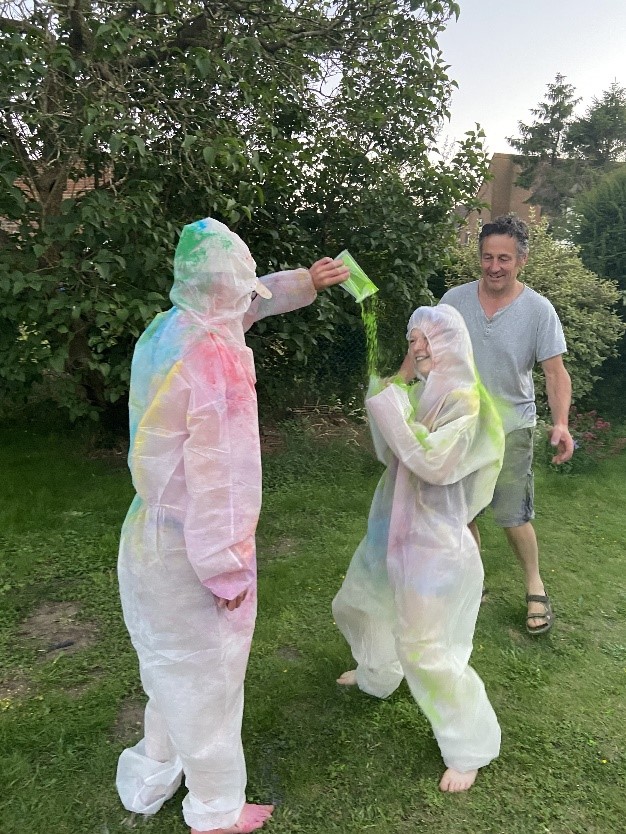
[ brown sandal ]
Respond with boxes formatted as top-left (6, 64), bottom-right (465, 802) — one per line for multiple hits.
top-left (525, 593), bottom-right (554, 635)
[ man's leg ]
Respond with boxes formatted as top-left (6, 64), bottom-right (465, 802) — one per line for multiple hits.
top-left (504, 522), bottom-right (551, 630)
top-left (491, 429), bottom-right (553, 633)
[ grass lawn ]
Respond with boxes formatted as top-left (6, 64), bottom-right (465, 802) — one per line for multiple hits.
top-left (0, 417), bottom-right (625, 834)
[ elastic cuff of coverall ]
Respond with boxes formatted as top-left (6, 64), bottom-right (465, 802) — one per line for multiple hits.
top-left (202, 569), bottom-right (255, 601)
top-left (356, 663), bottom-right (403, 700)
top-left (443, 746), bottom-right (501, 772)
top-left (183, 792), bottom-right (244, 832)
top-left (116, 741), bottom-right (183, 815)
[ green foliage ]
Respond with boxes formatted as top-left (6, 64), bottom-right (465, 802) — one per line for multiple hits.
top-left (507, 77), bottom-right (626, 227)
top-left (507, 74), bottom-right (580, 215)
top-left (508, 73), bottom-right (579, 167)
top-left (0, 0), bottom-right (488, 421)
top-left (444, 218), bottom-right (625, 409)
top-left (574, 166), bottom-right (626, 294)
top-left (535, 408), bottom-right (626, 475)
top-left (573, 165), bottom-right (626, 414)
top-left (565, 83), bottom-right (626, 167)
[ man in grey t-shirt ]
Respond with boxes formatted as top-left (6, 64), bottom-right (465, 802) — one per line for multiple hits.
top-left (440, 215), bottom-right (574, 635)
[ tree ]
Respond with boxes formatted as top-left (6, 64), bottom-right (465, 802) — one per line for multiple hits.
top-left (572, 166), bottom-right (626, 414)
top-left (507, 73), bottom-right (580, 214)
top-left (0, 0), bottom-right (488, 421)
top-left (508, 77), bottom-right (626, 232)
top-left (444, 218), bottom-right (624, 409)
top-left (565, 82), bottom-right (626, 168)
top-left (574, 166), bottom-right (626, 293)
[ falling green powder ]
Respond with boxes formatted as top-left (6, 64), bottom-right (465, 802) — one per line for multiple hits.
top-left (360, 294), bottom-right (379, 377)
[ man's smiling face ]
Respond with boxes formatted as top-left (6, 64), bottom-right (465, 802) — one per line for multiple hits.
top-left (479, 233), bottom-right (527, 295)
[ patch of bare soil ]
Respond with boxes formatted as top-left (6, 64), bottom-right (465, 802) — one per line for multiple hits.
top-left (276, 645), bottom-right (303, 662)
top-left (288, 407), bottom-right (371, 448)
top-left (17, 601), bottom-right (99, 659)
top-left (507, 627), bottom-right (526, 645)
top-left (261, 536), bottom-right (299, 561)
top-left (85, 434), bottom-right (129, 468)
top-left (111, 695), bottom-right (146, 743)
top-left (260, 409), bottom-right (373, 455)
top-left (0, 674), bottom-right (31, 703)
top-left (260, 426), bottom-right (284, 454)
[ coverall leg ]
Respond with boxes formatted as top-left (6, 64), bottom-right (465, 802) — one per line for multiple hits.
top-left (117, 503), bottom-right (256, 831)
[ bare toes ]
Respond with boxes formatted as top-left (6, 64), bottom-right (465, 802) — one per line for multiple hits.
top-left (337, 670), bottom-right (357, 686)
top-left (439, 768), bottom-right (477, 792)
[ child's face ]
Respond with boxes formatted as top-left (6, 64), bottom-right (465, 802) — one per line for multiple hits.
top-left (408, 328), bottom-right (432, 378)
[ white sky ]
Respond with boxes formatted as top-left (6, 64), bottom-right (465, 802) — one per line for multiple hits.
top-left (438, 0), bottom-right (626, 155)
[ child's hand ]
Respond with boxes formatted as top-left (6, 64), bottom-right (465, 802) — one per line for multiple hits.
top-left (214, 590), bottom-right (248, 611)
top-left (397, 351), bottom-right (415, 384)
top-left (309, 257), bottom-right (350, 291)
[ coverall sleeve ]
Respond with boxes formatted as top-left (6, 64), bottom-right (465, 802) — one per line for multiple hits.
top-left (181, 340), bottom-right (262, 600)
top-left (365, 376), bottom-right (396, 466)
top-left (243, 268), bottom-right (317, 331)
top-left (366, 383), bottom-right (480, 485)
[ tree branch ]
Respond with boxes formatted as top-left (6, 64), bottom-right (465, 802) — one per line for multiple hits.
top-left (0, 115), bottom-right (41, 193)
top-left (0, 14), bottom-right (46, 37)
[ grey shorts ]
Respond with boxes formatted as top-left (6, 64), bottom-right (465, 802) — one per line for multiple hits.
top-left (489, 427), bottom-right (535, 527)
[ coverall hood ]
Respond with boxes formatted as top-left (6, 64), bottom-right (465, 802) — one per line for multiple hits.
top-left (169, 218), bottom-right (259, 324)
top-left (406, 304), bottom-right (475, 384)
top-left (406, 305), bottom-right (479, 429)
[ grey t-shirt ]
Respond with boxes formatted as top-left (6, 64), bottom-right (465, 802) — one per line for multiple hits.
top-left (439, 282), bottom-right (567, 434)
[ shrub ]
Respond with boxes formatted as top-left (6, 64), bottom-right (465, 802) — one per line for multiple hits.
top-left (536, 407), bottom-right (626, 474)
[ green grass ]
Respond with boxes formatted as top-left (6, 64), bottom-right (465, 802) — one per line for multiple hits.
top-left (1, 419), bottom-right (625, 834)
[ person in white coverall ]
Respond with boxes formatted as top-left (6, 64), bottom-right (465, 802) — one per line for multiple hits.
top-left (116, 217), bottom-right (348, 834)
top-left (332, 304), bottom-right (505, 793)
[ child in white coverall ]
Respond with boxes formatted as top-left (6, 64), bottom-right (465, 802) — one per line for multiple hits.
top-left (333, 304), bottom-right (504, 792)
top-left (116, 217), bottom-right (347, 834)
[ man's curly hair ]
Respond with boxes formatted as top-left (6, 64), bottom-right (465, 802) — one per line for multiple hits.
top-left (479, 215), bottom-right (529, 257)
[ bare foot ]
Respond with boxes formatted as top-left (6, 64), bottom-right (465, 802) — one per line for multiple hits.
top-left (191, 802), bottom-right (274, 834)
top-left (336, 669), bottom-right (357, 686)
top-left (439, 768), bottom-right (477, 792)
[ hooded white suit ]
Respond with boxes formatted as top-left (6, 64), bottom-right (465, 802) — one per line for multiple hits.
top-left (116, 218), bottom-right (316, 830)
top-left (332, 304), bottom-right (504, 773)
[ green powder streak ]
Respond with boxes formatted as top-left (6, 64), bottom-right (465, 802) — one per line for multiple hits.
top-left (360, 295), bottom-right (379, 377)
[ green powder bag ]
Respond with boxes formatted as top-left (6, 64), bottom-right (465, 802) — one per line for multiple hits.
top-left (336, 250), bottom-right (379, 303)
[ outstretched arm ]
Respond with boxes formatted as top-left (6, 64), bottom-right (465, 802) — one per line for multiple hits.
top-left (243, 258), bottom-right (349, 331)
top-left (542, 354), bottom-right (574, 464)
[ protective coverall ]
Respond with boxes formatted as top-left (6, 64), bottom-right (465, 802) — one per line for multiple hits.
top-left (332, 304), bottom-right (504, 773)
top-left (116, 218), bottom-right (317, 831)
